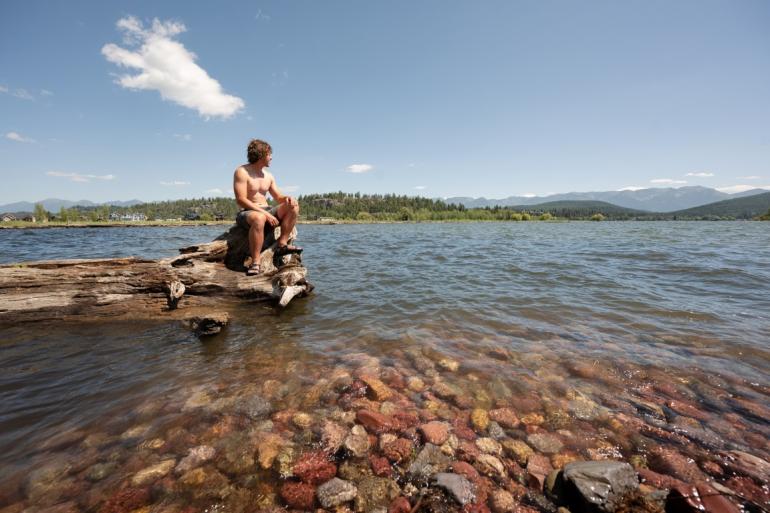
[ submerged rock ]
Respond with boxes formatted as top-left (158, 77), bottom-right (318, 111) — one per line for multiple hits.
top-left (293, 450), bottom-right (337, 485)
top-left (561, 460), bottom-right (639, 513)
top-left (131, 459), bottom-right (175, 486)
top-left (433, 472), bottom-right (475, 505)
top-left (526, 433), bottom-right (563, 454)
top-left (317, 477), bottom-right (358, 508)
top-left (419, 421), bottom-right (451, 445)
top-left (175, 445), bottom-right (215, 475)
top-left (407, 443), bottom-right (451, 481)
top-left (280, 481), bottom-right (315, 510)
top-left (355, 477), bottom-right (400, 513)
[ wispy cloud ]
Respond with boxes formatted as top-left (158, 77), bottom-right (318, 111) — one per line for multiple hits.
top-left (47, 171), bottom-right (115, 182)
top-left (204, 188), bottom-right (225, 195)
top-left (0, 85), bottom-right (8, 93)
top-left (716, 184), bottom-right (770, 194)
top-left (347, 163), bottom-right (373, 174)
top-left (282, 185), bottom-right (300, 193)
top-left (414, 185), bottom-right (427, 190)
top-left (102, 16), bottom-right (245, 118)
top-left (618, 186), bottom-right (645, 191)
top-left (254, 9), bottom-right (272, 21)
top-left (521, 193), bottom-right (537, 198)
top-left (685, 172), bottom-right (713, 177)
top-left (173, 133), bottom-right (192, 141)
top-left (12, 88), bottom-right (34, 100)
top-left (738, 175), bottom-right (761, 180)
top-left (160, 180), bottom-right (190, 186)
top-left (5, 131), bottom-right (36, 143)
top-left (651, 178), bottom-right (687, 185)
top-left (40, 89), bottom-right (54, 96)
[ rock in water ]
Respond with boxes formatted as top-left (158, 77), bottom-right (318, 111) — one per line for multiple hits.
top-left (561, 460), bottom-right (639, 513)
top-left (432, 473), bottom-right (475, 505)
top-left (407, 444), bottom-right (451, 481)
top-left (317, 478), bottom-right (358, 509)
top-left (187, 312), bottom-right (229, 336)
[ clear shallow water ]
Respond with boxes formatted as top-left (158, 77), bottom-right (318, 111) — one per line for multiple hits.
top-left (0, 222), bottom-right (768, 510)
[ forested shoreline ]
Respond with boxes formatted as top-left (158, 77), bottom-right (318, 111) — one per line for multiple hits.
top-left (6, 192), bottom-right (770, 224)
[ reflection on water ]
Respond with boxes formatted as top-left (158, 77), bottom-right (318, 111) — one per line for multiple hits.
top-left (0, 222), bottom-right (768, 511)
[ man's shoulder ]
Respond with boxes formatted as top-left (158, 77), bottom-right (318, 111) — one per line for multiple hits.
top-left (234, 165), bottom-right (250, 177)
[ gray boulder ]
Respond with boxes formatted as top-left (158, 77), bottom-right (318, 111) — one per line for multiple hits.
top-left (317, 478), bottom-right (358, 509)
top-left (407, 444), bottom-right (451, 481)
top-left (561, 461), bottom-right (639, 512)
top-left (433, 473), bottom-right (475, 505)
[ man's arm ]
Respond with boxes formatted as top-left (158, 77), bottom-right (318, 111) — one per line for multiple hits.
top-left (268, 175), bottom-right (298, 206)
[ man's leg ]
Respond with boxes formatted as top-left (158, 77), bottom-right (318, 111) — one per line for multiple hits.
top-left (247, 211), bottom-right (267, 263)
top-left (276, 202), bottom-right (300, 247)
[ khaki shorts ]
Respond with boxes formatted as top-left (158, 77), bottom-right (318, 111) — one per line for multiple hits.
top-left (236, 206), bottom-right (279, 230)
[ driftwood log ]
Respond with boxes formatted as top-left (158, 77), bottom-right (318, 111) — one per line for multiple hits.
top-left (0, 225), bottom-right (312, 330)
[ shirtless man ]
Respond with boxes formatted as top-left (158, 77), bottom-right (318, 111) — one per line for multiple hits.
top-left (233, 139), bottom-right (301, 276)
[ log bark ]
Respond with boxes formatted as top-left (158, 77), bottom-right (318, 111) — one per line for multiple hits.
top-left (0, 225), bottom-right (312, 325)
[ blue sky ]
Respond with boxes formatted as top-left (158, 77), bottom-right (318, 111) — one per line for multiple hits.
top-left (1, 0), bottom-right (769, 204)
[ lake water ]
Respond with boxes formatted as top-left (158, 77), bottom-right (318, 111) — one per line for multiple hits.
top-left (0, 222), bottom-right (768, 511)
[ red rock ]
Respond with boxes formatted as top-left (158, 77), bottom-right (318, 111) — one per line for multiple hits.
top-left (369, 455), bottom-right (392, 477)
top-left (388, 496), bottom-right (411, 513)
top-left (525, 454), bottom-right (553, 491)
top-left (419, 421), bottom-right (450, 445)
top-left (452, 418), bottom-right (477, 441)
top-left (666, 400), bottom-right (710, 421)
top-left (700, 460), bottom-right (723, 477)
top-left (293, 451), bottom-right (337, 485)
top-left (280, 481), bottom-right (315, 510)
top-left (666, 483), bottom-right (741, 513)
top-left (458, 440), bottom-right (481, 462)
top-left (356, 410), bottom-right (393, 433)
top-left (451, 461), bottom-right (480, 481)
top-left (392, 411), bottom-right (420, 430)
top-left (724, 477), bottom-right (770, 507)
top-left (98, 487), bottom-right (151, 513)
top-left (638, 468), bottom-right (687, 489)
top-left (463, 503), bottom-right (491, 513)
top-left (489, 409), bottom-right (520, 429)
top-left (383, 438), bottom-right (413, 463)
top-left (650, 447), bottom-right (708, 483)
top-left (418, 409), bottom-right (439, 422)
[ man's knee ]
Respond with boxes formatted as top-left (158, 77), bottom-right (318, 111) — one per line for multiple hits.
top-left (248, 212), bottom-right (266, 228)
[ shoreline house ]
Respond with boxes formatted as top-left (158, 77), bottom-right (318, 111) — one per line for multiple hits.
top-left (1, 212), bottom-right (36, 222)
top-left (109, 212), bottom-right (148, 222)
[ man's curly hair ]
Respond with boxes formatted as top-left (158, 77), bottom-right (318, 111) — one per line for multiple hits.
top-left (247, 139), bottom-right (272, 164)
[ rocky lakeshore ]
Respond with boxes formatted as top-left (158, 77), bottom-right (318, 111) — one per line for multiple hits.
top-left (1, 345), bottom-right (767, 513)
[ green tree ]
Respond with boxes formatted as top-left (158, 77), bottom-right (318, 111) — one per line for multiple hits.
top-left (33, 203), bottom-right (47, 222)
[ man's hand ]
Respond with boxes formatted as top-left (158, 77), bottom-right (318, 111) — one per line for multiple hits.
top-left (266, 213), bottom-right (280, 226)
top-left (285, 196), bottom-right (298, 207)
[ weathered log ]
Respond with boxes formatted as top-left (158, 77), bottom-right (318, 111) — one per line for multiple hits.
top-left (0, 225), bottom-right (312, 325)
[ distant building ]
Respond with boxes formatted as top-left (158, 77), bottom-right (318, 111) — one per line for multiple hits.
top-left (109, 212), bottom-right (147, 221)
top-left (1, 213), bottom-right (16, 222)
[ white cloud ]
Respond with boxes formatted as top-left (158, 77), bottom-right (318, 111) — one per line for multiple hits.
top-left (738, 175), bottom-right (761, 180)
top-left (173, 133), bottom-right (192, 141)
top-left (618, 186), bottom-right (645, 191)
top-left (347, 163), bottom-right (373, 174)
top-left (47, 171), bottom-right (115, 182)
top-left (40, 89), bottom-right (53, 96)
top-left (255, 9), bottom-right (272, 21)
top-left (102, 16), bottom-right (245, 119)
top-left (12, 88), bottom-right (34, 100)
top-left (522, 193), bottom-right (537, 198)
top-left (650, 178), bottom-right (687, 185)
top-left (414, 185), bottom-right (427, 190)
top-left (282, 185), bottom-right (300, 193)
top-left (685, 172), bottom-right (714, 177)
top-left (204, 188), bottom-right (225, 195)
top-left (160, 180), bottom-right (190, 186)
top-left (0, 85), bottom-right (8, 93)
top-left (5, 131), bottom-right (36, 143)
top-left (716, 184), bottom-right (770, 194)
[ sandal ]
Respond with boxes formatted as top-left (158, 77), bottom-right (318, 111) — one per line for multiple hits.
top-left (245, 263), bottom-right (262, 276)
top-left (274, 244), bottom-right (303, 256)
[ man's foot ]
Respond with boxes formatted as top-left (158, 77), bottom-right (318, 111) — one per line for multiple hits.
top-left (245, 263), bottom-right (262, 276)
top-left (274, 244), bottom-right (303, 256)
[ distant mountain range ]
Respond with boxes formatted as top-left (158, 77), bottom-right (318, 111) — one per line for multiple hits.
top-left (0, 198), bottom-right (143, 213)
top-left (445, 186), bottom-right (770, 213)
top-left (501, 192), bottom-right (770, 220)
